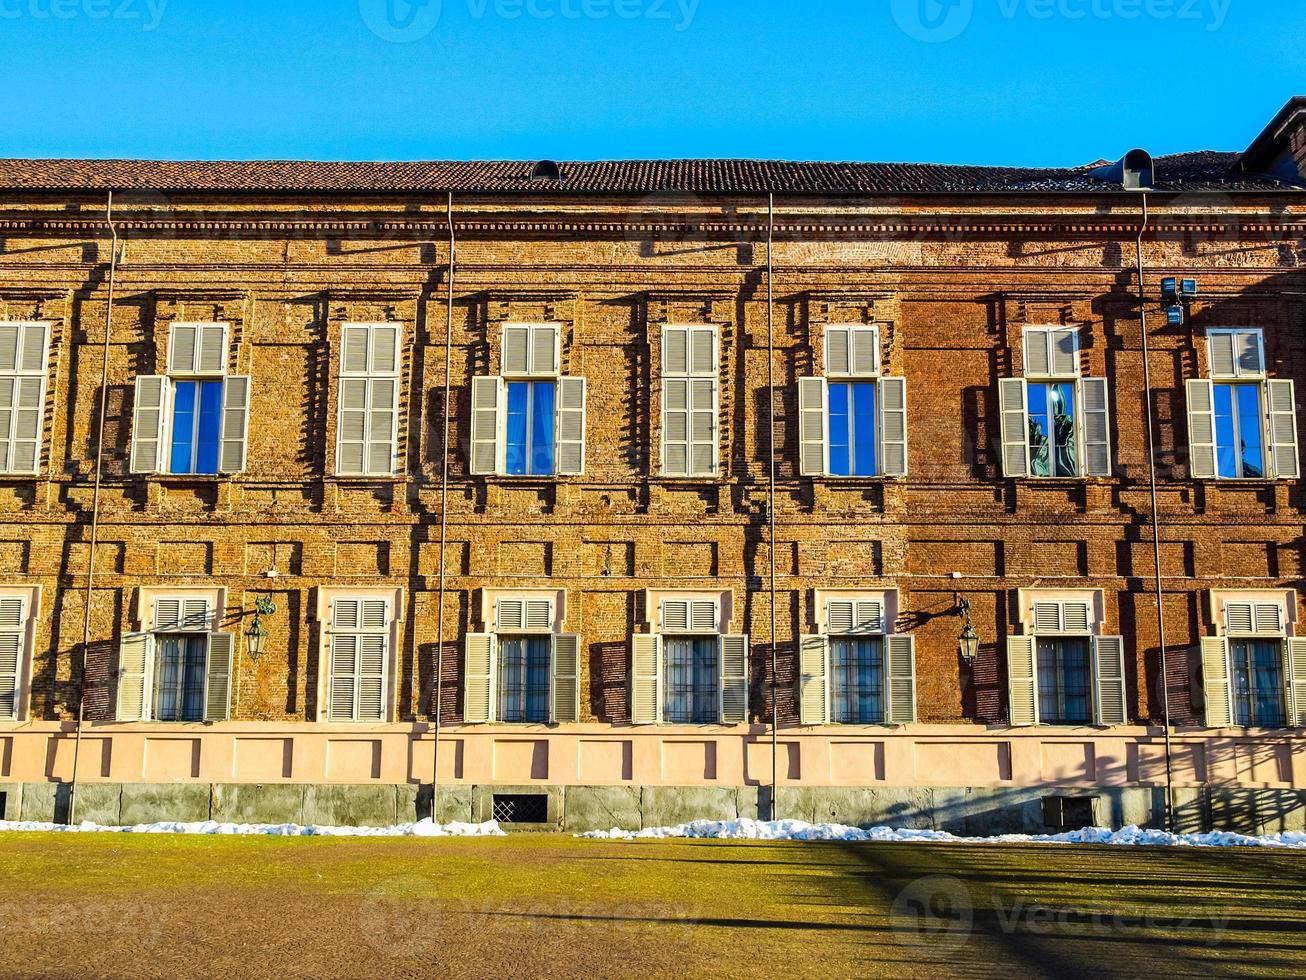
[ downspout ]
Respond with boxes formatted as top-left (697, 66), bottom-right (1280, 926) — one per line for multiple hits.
top-left (1135, 192), bottom-right (1175, 832)
top-left (68, 190), bottom-right (118, 825)
top-left (766, 193), bottom-right (779, 820)
top-left (432, 192), bottom-right (455, 820)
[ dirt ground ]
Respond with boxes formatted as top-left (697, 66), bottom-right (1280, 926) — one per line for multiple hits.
top-left (0, 832), bottom-right (1301, 979)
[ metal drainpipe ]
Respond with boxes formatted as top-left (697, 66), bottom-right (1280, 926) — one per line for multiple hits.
top-left (432, 192), bottom-right (455, 821)
top-left (68, 191), bottom-right (119, 825)
top-left (766, 193), bottom-right (779, 820)
top-left (1135, 192), bottom-right (1176, 832)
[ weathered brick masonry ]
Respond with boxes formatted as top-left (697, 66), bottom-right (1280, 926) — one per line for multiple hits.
top-left (0, 109), bottom-right (1305, 829)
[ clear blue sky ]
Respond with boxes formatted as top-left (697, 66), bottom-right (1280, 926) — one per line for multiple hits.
top-left (4, 0), bottom-right (1302, 165)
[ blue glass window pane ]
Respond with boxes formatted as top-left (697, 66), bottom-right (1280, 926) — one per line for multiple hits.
top-left (1213, 384), bottom-right (1238, 478)
top-left (828, 383), bottom-right (851, 477)
top-left (851, 383), bottom-right (878, 477)
top-left (1051, 382), bottom-right (1077, 477)
top-left (531, 382), bottom-right (556, 475)
top-left (1027, 384), bottom-right (1051, 477)
top-left (169, 381), bottom-right (197, 474)
top-left (194, 381), bottom-right (223, 474)
top-left (1236, 384), bottom-right (1264, 479)
top-left (504, 382), bottom-right (529, 476)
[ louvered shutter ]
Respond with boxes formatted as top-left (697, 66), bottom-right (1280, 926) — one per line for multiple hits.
top-left (197, 324), bottom-right (228, 375)
top-left (525, 599), bottom-right (554, 633)
top-left (1032, 601), bottom-right (1062, 634)
top-left (1007, 635), bottom-right (1038, 727)
top-left (501, 325), bottom-right (531, 375)
top-left (0, 598), bottom-right (24, 720)
top-left (663, 326), bottom-right (690, 376)
top-left (357, 634), bottom-right (387, 722)
top-left (1080, 377), bottom-right (1111, 477)
top-left (130, 376), bottom-right (169, 474)
top-left (152, 597), bottom-right (182, 632)
top-left (336, 325), bottom-right (400, 477)
top-left (1208, 331), bottom-right (1264, 379)
top-left (463, 633), bottom-right (495, 724)
top-left (855, 600), bottom-right (883, 634)
top-left (218, 376), bottom-right (251, 474)
top-left (551, 634), bottom-right (581, 724)
top-left (825, 326), bottom-right (851, 377)
top-left (1024, 328), bottom-right (1052, 377)
top-left (1224, 602), bottom-right (1255, 636)
top-left (203, 632), bottom-right (234, 722)
top-left (1254, 603), bottom-right (1284, 635)
top-left (1238, 331), bottom-right (1266, 375)
top-left (1201, 637), bottom-right (1233, 728)
top-left (168, 323), bottom-right (228, 375)
top-left (661, 599), bottom-right (690, 633)
top-left (496, 598), bottom-right (525, 632)
top-left (999, 378), bottom-right (1030, 477)
top-left (367, 377), bottom-right (398, 475)
top-left (1051, 328), bottom-right (1080, 376)
top-left (370, 324), bottom-right (400, 375)
top-left (850, 326), bottom-right (880, 377)
top-left (798, 378), bottom-right (828, 476)
top-left (885, 634), bottom-right (917, 724)
top-left (689, 600), bottom-right (718, 633)
top-left (556, 376), bottom-right (587, 475)
top-left (689, 328), bottom-right (716, 376)
top-left (328, 633), bottom-right (359, 722)
top-left (1286, 638), bottom-right (1306, 728)
top-left (630, 634), bottom-right (661, 724)
top-left (336, 377), bottom-right (368, 475)
top-left (116, 633), bottom-right (153, 722)
top-left (0, 323), bottom-right (48, 475)
top-left (719, 634), bottom-right (749, 724)
top-left (689, 379), bottom-right (717, 476)
top-left (827, 600), bottom-right (855, 635)
top-left (662, 377), bottom-right (689, 476)
top-left (167, 323), bottom-right (198, 375)
top-left (878, 376), bottom-right (908, 477)
top-left (469, 376), bottom-right (503, 476)
top-left (1062, 601), bottom-right (1092, 634)
top-left (1266, 380), bottom-right (1299, 480)
top-left (531, 325), bottom-right (559, 376)
top-left (1186, 379), bottom-right (1218, 479)
top-left (153, 597), bottom-right (210, 632)
top-left (1208, 332), bottom-right (1237, 378)
top-left (1093, 636), bottom-right (1127, 726)
top-left (798, 635), bottom-right (829, 725)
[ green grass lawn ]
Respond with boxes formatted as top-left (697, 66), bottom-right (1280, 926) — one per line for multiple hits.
top-left (0, 832), bottom-right (1301, 979)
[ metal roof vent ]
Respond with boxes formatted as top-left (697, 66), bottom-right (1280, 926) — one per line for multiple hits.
top-left (1091, 149), bottom-right (1155, 191)
top-left (530, 159), bottom-right (563, 181)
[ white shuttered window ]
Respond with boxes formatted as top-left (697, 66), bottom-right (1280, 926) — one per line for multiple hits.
top-left (662, 326), bottom-right (718, 477)
top-left (0, 323), bottom-right (49, 475)
top-left (0, 597), bottom-right (27, 720)
top-left (336, 324), bottom-right (401, 477)
top-left (328, 597), bottom-right (390, 722)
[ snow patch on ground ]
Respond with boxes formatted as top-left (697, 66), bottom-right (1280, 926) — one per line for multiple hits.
top-left (0, 818), bottom-right (506, 838)
top-left (580, 818), bottom-right (1306, 849)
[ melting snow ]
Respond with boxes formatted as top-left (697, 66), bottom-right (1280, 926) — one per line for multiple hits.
top-left (0, 818), bottom-right (506, 838)
top-left (579, 818), bottom-right (1306, 849)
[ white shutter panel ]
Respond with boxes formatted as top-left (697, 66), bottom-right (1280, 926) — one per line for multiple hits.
top-left (203, 632), bottom-right (234, 722)
top-left (878, 376), bottom-right (908, 477)
top-left (333, 598), bottom-right (360, 630)
top-left (885, 634), bottom-right (917, 725)
top-left (556, 376), bottom-right (587, 476)
top-left (1201, 637), bottom-right (1233, 728)
top-left (360, 599), bottom-right (389, 631)
top-left (719, 634), bottom-right (749, 724)
top-left (662, 377), bottom-right (689, 477)
top-left (0, 599), bottom-right (24, 721)
top-left (0, 324), bottom-right (18, 371)
top-left (1186, 379), bottom-right (1218, 479)
top-left (366, 377), bottom-right (398, 476)
top-left (1237, 331), bottom-right (1265, 376)
top-left (662, 326), bottom-right (689, 376)
top-left (6, 376), bottom-right (45, 475)
top-left (179, 598), bottom-right (212, 632)
top-left (661, 600), bottom-right (690, 633)
top-left (855, 601), bottom-right (883, 634)
top-left (130, 376), bottom-right (169, 474)
top-left (798, 635), bottom-right (829, 725)
top-left (850, 325), bottom-right (880, 377)
top-left (167, 324), bottom-right (199, 374)
top-left (370, 324), bottom-right (400, 376)
top-left (999, 378), bottom-right (1030, 477)
top-left (689, 328), bottom-right (716, 377)
top-left (1050, 328), bottom-right (1080, 376)
top-left (1266, 380), bottom-right (1299, 480)
top-left (152, 598), bottom-right (182, 632)
top-left (1093, 636), bottom-right (1127, 726)
top-left (328, 634), bottom-right (359, 722)
top-left (798, 377), bottom-right (828, 477)
top-left (18, 323), bottom-right (46, 373)
top-left (631, 634), bottom-right (661, 725)
top-left (218, 376), bottom-right (251, 474)
top-left (464, 633), bottom-right (495, 724)
top-left (1007, 635), bottom-right (1038, 727)
top-left (827, 600), bottom-right (855, 635)
top-left (336, 378), bottom-right (368, 476)
top-left (524, 599), bottom-right (553, 633)
top-left (357, 634), bottom-right (387, 722)
top-left (825, 326), bottom-right (851, 377)
top-left (1062, 602), bottom-right (1092, 634)
top-left (341, 324), bottom-right (370, 374)
top-left (496, 599), bottom-right (525, 632)
top-left (1207, 332), bottom-right (1236, 378)
top-left (689, 379), bottom-right (717, 476)
top-left (689, 600), bottom-right (718, 633)
top-left (502, 325), bottom-right (531, 375)
top-left (1253, 603), bottom-right (1284, 635)
top-left (551, 634), bottom-right (582, 725)
top-left (116, 633), bottom-right (153, 722)
top-left (531, 325), bottom-right (559, 376)
top-left (1023, 328), bottom-right (1052, 378)
top-left (196, 324), bottom-right (228, 375)
top-left (1286, 638), bottom-right (1306, 728)
top-left (1080, 377), bottom-right (1111, 477)
top-left (469, 376), bottom-right (503, 476)
top-left (1224, 602), bottom-right (1255, 636)
top-left (1032, 602), bottom-right (1062, 634)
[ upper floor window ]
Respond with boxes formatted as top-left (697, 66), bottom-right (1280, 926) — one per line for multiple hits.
top-left (1007, 594), bottom-right (1127, 727)
top-left (0, 322), bottom-right (50, 476)
top-left (631, 595), bottom-right (748, 725)
top-left (661, 326), bottom-right (718, 478)
top-left (131, 323), bottom-right (250, 477)
top-left (463, 595), bottom-right (580, 725)
top-left (798, 325), bottom-right (908, 479)
top-left (335, 323), bottom-right (401, 477)
top-left (999, 327), bottom-right (1111, 479)
top-left (117, 594), bottom-right (233, 723)
top-left (798, 594), bottom-right (917, 726)
top-left (1187, 330), bottom-right (1299, 481)
top-left (469, 324), bottom-right (586, 478)
top-left (1201, 596), bottom-right (1305, 730)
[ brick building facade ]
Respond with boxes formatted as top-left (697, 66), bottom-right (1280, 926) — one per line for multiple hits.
top-left (1, 101), bottom-right (1305, 832)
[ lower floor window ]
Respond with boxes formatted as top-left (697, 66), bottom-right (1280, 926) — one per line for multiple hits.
top-left (153, 633), bottom-right (206, 722)
top-left (831, 637), bottom-right (884, 723)
top-left (1231, 639), bottom-right (1286, 727)
top-left (664, 636), bottom-right (718, 724)
top-left (1037, 637), bottom-right (1091, 725)
top-left (497, 635), bottom-right (551, 723)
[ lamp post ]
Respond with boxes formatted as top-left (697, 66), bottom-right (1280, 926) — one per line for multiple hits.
top-left (955, 596), bottom-right (981, 664)
top-left (245, 594), bottom-right (277, 662)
